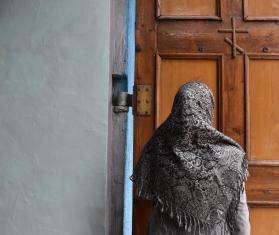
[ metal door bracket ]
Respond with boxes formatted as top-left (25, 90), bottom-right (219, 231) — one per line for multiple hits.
top-left (112, 74), bottom-right (132, 113)
top-left (113, 91), bottom-right (133, 113)
top-left (112, 74), bottom-right (152, 115)
top-left (135, 85), bottom-right (152, 116)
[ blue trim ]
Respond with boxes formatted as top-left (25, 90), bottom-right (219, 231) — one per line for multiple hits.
top-left (123, 0), bottom-right (135, 235)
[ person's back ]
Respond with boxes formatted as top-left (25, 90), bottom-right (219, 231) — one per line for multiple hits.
top-left (131, 82), bottom-right (250, 235)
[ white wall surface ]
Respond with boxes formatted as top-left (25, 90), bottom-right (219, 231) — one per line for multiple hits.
top-left (0, 0), bottom-right (110, 234)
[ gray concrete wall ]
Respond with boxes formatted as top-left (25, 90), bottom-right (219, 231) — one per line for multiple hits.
top-left (0, 0), bottom-right (110, 234)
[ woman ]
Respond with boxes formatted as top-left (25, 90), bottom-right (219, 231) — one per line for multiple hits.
top-left (131, 82), bottom-right (250, 235)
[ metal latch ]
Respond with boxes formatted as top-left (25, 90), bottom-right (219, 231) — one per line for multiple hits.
top-left (112, 74), bottom-right (152, 115)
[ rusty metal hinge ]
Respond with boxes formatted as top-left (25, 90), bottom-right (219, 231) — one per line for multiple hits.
top-left (134, 85), bottom-right (152, 116)
top-left (112, 74), bottom-right (152, 115)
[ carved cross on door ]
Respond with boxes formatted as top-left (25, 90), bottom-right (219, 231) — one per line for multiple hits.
top-left (218, 17), bottom-right (249, 58)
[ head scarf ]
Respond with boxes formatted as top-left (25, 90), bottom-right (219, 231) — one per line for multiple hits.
top-left (131, 82), bottom-right (248, 233)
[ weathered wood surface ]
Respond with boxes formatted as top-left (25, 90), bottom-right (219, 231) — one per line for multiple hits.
top-left (107, 1), bottom-right (127, 234)
top-left (134, 0), bottom-right (279, 234)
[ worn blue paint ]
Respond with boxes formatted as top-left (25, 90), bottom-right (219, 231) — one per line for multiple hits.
top-left (123, 0), bottom-right (136, 234)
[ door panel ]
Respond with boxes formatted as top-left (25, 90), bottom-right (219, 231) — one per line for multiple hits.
top-left (244, 0), bottom-right (279, 20)
top-left (250, 208), bottom-right (279, 234)
top-left (156, 55), bottom-right (222, 127)
top-left (248, 58), bottom-right (279, 161)
top-left (157, 0), bottom-right (221, 19)
top-left (135, 1), bottom-right (279, 234)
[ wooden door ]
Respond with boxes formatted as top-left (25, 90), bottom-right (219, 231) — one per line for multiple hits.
top-left (134, 0), bottom-right (279, 234)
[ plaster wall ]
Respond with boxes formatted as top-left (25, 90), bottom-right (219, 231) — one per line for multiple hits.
top-left (0, 0), bottom-right (110, 234)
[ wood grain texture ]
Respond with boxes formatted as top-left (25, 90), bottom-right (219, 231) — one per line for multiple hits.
top-left (244, 0), bottom-right (279, 20)
top-left (248, 58), bottom-right (279, 161)
top-left (246, 165), bottom-right (279, 205)
top-left (135, 1), bottom-right (279, 234)
top-left (134, 0), bottom-right (156, 234)
top-left (157, 0), bottom-right (221, 19)
top-left (108, 1), bottom-right (126, 234)
top-left (250, 208), bottom-right (279, 234)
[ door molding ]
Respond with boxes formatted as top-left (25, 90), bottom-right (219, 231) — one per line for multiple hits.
top-left (156, 0), bottom-right (222, 20)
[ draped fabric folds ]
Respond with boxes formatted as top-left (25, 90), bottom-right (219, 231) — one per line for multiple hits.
top-left (131, 82), bottom-right (248, 234)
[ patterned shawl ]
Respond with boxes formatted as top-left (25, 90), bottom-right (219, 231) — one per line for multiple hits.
top-left (131, 82), bottom-right (248, 233)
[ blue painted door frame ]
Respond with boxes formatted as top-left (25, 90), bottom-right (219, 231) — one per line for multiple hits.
top-left (123, 0), bottom-right (136, 235)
